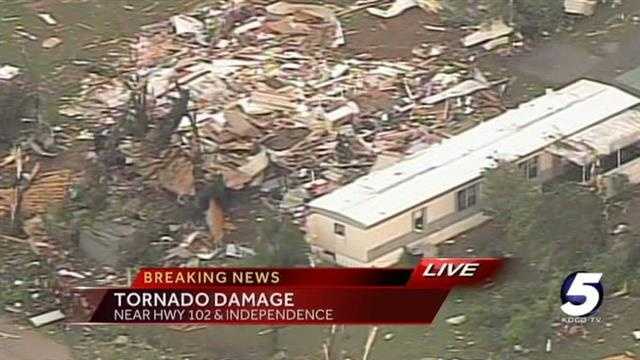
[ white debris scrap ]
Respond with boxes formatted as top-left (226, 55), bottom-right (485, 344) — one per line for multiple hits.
top-left (367, 0), bottom-right (442, 18)
top-left (225, 244), bottom-right (242, 258)
top-left (208, 59), bottom-right (261, 76)
top-left (37, 13), bottom-right (58, 26)
top-left (371, 65), bottom-right (406, 77)
top-left (324, 102), bottom-right (360, 123)
top-left (233, 18), bottom-right (264, 36)
top-left (171, 14), bottom-right (205, 35)
top-left (462, 20), bottom-right (513, 47)
top-left (445, 314), bottom-right (467, 325)
top-left (0, 64), bottom-right (21, 80)
top-left (29, 310), bottom-right (66, 327)
top-left (482, 36), bottom-right (510, 51)
top-left (330, 63), bottom-right (350, 78)
top-left (422, 78), bottom-right (489, 104)
top-left (0, 331), bottom-right (21, 339)
top-left (367, 0), bottom-right (421, 18)
top-left (238, 149), bottom-right (270, 179)
top-left (42, 37), bottom-right (63, 49)
top-left (57, 268), bottom-right (86, 279)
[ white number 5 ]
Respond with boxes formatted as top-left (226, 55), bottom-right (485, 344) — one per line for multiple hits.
top-left (561, 272), bottom-right (603, 317)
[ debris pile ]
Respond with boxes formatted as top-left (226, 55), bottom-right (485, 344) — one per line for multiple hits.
top-left (59, 1), bottom-right (507, 219)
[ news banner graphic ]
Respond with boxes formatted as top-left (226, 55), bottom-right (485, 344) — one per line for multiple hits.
top-left (71, 258), bottom-right (504, 325)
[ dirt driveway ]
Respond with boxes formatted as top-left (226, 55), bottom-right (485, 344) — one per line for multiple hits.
top-left (0, 317), bottom-right (72, 360)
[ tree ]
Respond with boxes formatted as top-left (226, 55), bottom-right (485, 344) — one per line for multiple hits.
top-left (536, 182), bottom-right (606, 271)
top-left (481, 162), bottom-right (608, 348)
top-left (482, 161), bottom-right (542, 246)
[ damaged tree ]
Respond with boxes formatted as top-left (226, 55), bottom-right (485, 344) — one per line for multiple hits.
top-left (123, 77), bottom-right (151, 138)
top-left (146, 85), bottom-right (190, 156)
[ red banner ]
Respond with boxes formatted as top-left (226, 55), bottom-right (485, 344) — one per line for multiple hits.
top-left (71, 258), bottom-right (503, 325)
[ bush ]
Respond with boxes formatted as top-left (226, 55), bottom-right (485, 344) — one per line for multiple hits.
top-left (513, 0), bottom-right (563, 35)
top-left (443, 0), bottom-right (563, 35)
top-left (482, 161), bottom-right (542, 245)
top-left (608, 173), bottom-right (633, 201)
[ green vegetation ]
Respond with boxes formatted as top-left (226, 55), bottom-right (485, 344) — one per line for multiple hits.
top-left (509, 0), bottom-right (563, 35)
top-left (441, 0), bottom-right (480, 26)
top-left (478, 162), bottom-right (627, 348)
top-left (442, 0), bottom-right (563, 35)
top-left (483, 161), bottom-right (542, 245)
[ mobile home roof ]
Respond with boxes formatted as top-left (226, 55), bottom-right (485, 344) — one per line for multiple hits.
top-left (308, 80), bottom-right (640, 228)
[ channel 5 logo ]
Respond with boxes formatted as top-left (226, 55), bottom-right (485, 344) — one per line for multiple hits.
top-left (560, 272), bottom-right (604, 317)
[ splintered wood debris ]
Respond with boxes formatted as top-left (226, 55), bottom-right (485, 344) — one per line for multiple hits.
top-left (0, 169), bottom-right (73, 217)
top-left (56, 0), bottom-right (508, 232)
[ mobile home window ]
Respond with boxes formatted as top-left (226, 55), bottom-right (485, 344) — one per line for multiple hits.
top-left (519, 156), bottom-right (539, 179)
top-left (334, 223), bottom-right (345, 237)
top-left (413, 208), bottom-right (426, 232)
top-left (457, 184), bottom-right (478, 211)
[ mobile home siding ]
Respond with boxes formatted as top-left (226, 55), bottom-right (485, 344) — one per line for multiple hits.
top-left (307, 189), bottom-right (461, 263)
top-left (307, 148), bottom-right (566, 265)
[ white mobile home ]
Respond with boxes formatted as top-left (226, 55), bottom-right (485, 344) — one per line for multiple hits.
top-left (306, 80), bottom-right (640, 267)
